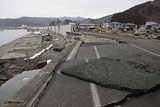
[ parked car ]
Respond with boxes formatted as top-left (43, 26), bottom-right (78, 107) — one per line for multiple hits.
top-left (135, 29), bottom-right (147, 36)
top-left (74, 35), bottom-right (81, 40)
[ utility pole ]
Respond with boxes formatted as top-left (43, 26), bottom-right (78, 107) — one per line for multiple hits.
top-left (55, 19), bottom-right (57, 36)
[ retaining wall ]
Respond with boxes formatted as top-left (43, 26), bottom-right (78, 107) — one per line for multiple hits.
top-left (51, 25), bottom-right (73, 37)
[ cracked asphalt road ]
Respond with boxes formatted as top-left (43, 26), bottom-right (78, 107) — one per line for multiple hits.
top-left (36, 36), bottom-right (160, 107)
top-left (62, 57), bottom-right (160, 91)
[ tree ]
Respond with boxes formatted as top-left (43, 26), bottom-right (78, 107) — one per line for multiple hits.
top-left (50, 21), bottom-right (56, 26)
top-left (63, 19), bottom-right (73, 25)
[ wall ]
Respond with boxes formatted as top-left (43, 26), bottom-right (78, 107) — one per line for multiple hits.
top-left (51, 25), bottom-right (73, 37)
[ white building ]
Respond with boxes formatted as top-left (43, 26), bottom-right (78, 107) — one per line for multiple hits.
top-left (145, 22), bottom-right (159, 29)
top-left (79, 24), bottom-right (95, 29)
top-left (21, 25), bottom-right (28, 29)
top-left (103, 23), bottom-right (110, 29)
top-left (69, 23), bottom-right (76, 25)
top-left (110, 22), bottom-right (124, 30)
top-left (125, 23), bottom-right (137, 29)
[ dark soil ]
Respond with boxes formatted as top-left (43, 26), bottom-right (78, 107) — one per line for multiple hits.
top-left (0, 57), bottom-right (47, 86)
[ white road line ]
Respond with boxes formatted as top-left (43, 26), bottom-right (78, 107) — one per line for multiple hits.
top-left (86, 58), bottom-right (101, 107)
top-left (87, 46), bottom-right (102, 107)
top-left (90, 83), bottom-right (102, 107)
top-left (85, 58), bottom-right (89, 63)
top-left (94, 45), bottom-right (100, 59)
top-left (129, 44), bottom-right (160, 57)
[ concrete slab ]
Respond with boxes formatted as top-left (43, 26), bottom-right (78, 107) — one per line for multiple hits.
top-left (1, 53), bottom-right (26, 59)
top-left (0, 75), bottom-right (8, 81)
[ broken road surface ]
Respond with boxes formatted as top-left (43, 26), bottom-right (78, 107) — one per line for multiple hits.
top-left (36, 38), bottom-right (160, 107)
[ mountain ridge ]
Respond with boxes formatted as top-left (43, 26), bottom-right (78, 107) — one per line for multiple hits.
top-left (111, 0), bottom-right (160, 25)
top-left (0, 16), bottom-right (85, 27)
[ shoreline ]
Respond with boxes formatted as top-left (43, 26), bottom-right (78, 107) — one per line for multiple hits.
top-left (0, 29), bottom-right (29, 47)
top-left (0, 32), bottom-right (70, 86)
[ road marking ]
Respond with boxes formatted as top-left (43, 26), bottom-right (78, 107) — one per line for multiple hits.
top-left (85, 58), bottom-right (89, 63)
top-left (86, 48), bottom-right (102, 107)
top-left (86, 59), bottom-right (101, 107)
top-left (94, 45), bottom-right (100, 59)
top-left (90, 83), bottom-right (101, 107)
top-left (129, 44), bottom-right (160, 57)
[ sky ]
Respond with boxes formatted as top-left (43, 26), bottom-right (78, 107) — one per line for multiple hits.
top-left (0, 0), bottom-right (151, 19)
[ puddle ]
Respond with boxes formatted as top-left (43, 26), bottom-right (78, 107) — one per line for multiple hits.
top-left (0, 69), bottom-right (41, 107)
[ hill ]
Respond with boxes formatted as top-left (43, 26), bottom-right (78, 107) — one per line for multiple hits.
top-left (80, 15), bottom-right (112, 24)
top-left (0, 16), bottom-right (85, 27)
top-left (111, 0), bottom-right (160, 25)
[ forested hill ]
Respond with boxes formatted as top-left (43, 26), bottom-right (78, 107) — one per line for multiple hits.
top-left (111, 0), bottom-right (160, 25)
top-left (0, 16), bottom-right (85, 27)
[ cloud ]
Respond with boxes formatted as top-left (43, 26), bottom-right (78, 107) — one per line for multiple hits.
top-left (0, 0), bottom-right (150, 18)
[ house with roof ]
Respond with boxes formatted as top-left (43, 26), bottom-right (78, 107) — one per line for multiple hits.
top-left (110, 22), bottom-right (124, 30)
top-left (79, 24), bottom-right (95, 29)
top-left (103, 23), bottom-right (110, 28)
top-left (125, 23), bottom-right (137, 29)
top-left (145, 22), bottom-right (159, 29)
top-left (123, 23), bottom-right (137, 31)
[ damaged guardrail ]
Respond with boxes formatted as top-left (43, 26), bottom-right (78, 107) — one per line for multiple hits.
top-left (24, 44), bottom-right (53, 61)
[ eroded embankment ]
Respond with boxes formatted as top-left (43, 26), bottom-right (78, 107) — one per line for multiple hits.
top-left (0, 33), bottom-right (70, 87)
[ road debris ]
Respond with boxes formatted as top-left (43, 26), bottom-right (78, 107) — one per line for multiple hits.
top-left (24, 44), bottom-right (53, 61)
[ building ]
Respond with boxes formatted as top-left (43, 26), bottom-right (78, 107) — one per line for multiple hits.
top-left (21, 25), bottom-right (28, 29)
top-left (125, 23), bottom-right (137, 29)
top-left (79, 24), bottom-right (95, 28)
top-left (110, 22), bottom-right (124, 30)
top-left (158, 24), bottom-right (160, 30)
top-left (145, 22), bottom-right (159, 29)
top-left (103, 23), bottom-right (111, 29)
top-left (69, 23), bottom-right (76, 25)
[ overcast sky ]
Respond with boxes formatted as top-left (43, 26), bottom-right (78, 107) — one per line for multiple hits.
top-left (0, 0), bottom-right (151, 19)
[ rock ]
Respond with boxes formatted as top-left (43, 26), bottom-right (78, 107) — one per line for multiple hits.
top-left (9, 65), bottom-right (17, 70)
top-left (0, 60), bottom-right (5, 65)
top-left (53, 43), bottom-right (65, 52)
top-left (8, 65), bottom-right (24, 75)
top-left (0, 74), bottom-right (9, 81)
